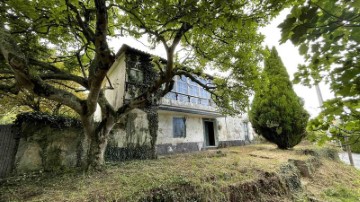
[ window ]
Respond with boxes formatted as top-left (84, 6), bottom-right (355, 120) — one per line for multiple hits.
top-left (164, 75), bottom-right (213, 106)
top-left (200, 88), bottom-right (210, 99)
top-left (173, 117), bottom-right (186, 138)
top-left (243, 122), bottom-right (249, 141)
top-left (128, 68), bottom-right (143, 83)
top-left (165, 91), bottom-right (177, 100)
top-left (177, 76), bottom-right (188, 94)
top-left (189, 84), bottom-right (199, 96)
top-left (178, 95), bottom-right (189, 102)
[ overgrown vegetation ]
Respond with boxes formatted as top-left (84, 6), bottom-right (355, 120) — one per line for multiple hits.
top-left (349, 137), bottom-right (360, 153)
top-left (250, 47), bottom-right (309, 149)
top-left (0, 0), bottom-right (295, 169)
top-left (14, 112), bottom-right (81, 129)
top-left (1, 143), bottom-right (359, 202)
top-left (11, 112), bottom-right (83, 172)
top-left (280, 0), bottom-right (360, 154)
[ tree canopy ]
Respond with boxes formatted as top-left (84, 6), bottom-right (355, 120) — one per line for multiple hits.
top-left (250, 47), bottom-right (309, 149)
top-left (0, 0), bottom-right (293, 169)
top-left (279, 0), bottom-right (360, 146)
top-left (117, 0), bottom-right (295, 113)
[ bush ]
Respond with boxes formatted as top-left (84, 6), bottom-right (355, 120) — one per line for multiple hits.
top-left (249, 47), bottom-right (309, 149)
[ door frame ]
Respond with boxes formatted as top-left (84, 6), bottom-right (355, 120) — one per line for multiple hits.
top-left (203, 118), bottom-right (217, 147)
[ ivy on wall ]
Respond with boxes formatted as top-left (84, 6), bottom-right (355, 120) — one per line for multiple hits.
top-left (14, 112), bottom-right (81, 129)
top-left (13, 112), bottom-right (83, 172)
top-left (108, 51), bottom-right (163, 160)
top-left (145, 107), bottom-right (159, 159)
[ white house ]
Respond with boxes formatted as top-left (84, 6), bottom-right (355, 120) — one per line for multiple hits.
top-left (100, 45), bottom-right (254, 159)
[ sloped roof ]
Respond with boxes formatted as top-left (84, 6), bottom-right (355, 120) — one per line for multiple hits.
top-left (115, 44), bottom-right (167, 62)
top-left (114, 44), bottom-right (214, 79)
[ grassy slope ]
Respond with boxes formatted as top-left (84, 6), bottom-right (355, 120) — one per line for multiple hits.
top-left (0, 143), bottom-right (359, 202)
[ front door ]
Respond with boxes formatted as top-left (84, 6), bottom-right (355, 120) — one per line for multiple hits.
top-left (204, 120), bottom-right (216, 146)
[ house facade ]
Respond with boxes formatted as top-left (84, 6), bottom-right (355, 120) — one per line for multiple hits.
top-left (101, 45), bottom-right (254, 159)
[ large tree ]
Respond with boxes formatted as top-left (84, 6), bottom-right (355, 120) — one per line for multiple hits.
top-left (0, 0), bottom-right (292, 169)
top-left (279, 0), bottom-right (360, 147)
top-left (250, 47), bottom-right (309, 149)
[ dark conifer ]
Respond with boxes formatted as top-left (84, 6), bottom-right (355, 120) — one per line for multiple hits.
top-left (250, 47), bottom-right (309, 149)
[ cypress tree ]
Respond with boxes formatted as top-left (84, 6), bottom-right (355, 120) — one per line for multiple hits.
top-left (250, 47), bottom-right (309, 149)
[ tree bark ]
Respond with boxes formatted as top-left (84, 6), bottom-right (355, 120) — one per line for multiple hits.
top-left (80, 114), bottom-right (116, 170)
top-left (146, 107), bottom-right (159, 159)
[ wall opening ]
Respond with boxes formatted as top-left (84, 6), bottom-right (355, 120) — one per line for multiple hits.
top-left (204, 121), bottom-right (215, 146)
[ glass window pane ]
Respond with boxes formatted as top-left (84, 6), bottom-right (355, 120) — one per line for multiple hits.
top-left (200, 98), bottom-right (209, 106)
top-left (200, 88), bottom-right (210, 98)
top-left (165, 92), bottom-right (176, 100)
top-left (188, 78), bottom-right (198, 86)
top-left (190, 97), bottom-right (198, 104)
top-left (173, 117), bottom-right (186, 138)
top-left (178, 95), bottom-right (189, 102)
top-left (128, 69), bottom-right (143, 82)
top-left (179, 75), bottom-right (187, 82)
top-left (178, 81), bottom-right (188, 94)
top-left (189, 85), bottom-right (199, 96)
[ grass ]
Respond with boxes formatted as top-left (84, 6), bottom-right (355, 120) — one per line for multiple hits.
top-left (1, 143), bottom-right (359, 201)
top-left (302, 156), bottom-right (360, 201)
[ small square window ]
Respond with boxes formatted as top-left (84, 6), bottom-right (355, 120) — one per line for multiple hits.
top-left (128, 68), bottom-right (143, 83)
top-left (173, 117), bottom-right (186, 138)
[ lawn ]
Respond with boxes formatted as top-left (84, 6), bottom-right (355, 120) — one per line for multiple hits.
top-left (0, 143), bottom-right (359, 202)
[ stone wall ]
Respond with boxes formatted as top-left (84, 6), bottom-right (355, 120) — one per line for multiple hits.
top-left (14, 122), bottom-right (82, 173)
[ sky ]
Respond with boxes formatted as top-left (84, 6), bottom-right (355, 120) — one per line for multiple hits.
top-left (108, 9), bottom-right (334, 118)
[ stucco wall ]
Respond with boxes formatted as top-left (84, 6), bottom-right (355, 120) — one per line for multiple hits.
top-left (108, 108), bottom-right (151, 148)
top-left (104, 53), bottom-right (127, 111)
top-left (157, 111), bottom-right (204, 145)
top-left (217, 114), bottom-right (254, 142)
top-left (155, 111), bottom-right (254, 154)
top-left (106, 108), bottom-right (154, 161)
top-left (157, 111), bottom-right (253, 146)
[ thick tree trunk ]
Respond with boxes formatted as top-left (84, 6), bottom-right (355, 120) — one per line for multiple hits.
top-left (88, 130), bottom-right (109, 169)
top-left (146, 107), bottom-right (159, 159)
top-left (80, 115), bottom-right (115, 170)
top-left (79, 116), bottom-right (93, 169)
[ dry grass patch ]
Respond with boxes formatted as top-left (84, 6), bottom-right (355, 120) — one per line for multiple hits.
top-left (303, 159), bottom-right (360, 201)
top-left (0, 143), bottom-right (356, 202)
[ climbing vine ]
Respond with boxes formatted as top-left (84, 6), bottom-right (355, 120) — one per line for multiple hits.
top-left (145, 106), bottom-right (159, 158)
top-left (124, 50), bottom-right (162, 159)
top-left (13, 112), bottom-right (82, 171)
top-left (14, 112), bottom-right (81, 129)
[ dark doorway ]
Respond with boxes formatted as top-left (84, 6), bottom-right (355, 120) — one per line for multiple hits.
top-left (204, 121), bottom-right (216, 146)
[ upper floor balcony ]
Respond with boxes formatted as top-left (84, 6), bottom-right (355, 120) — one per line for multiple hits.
top-left (123, 54), bottom-right (220, 116)
top-left (160, 76), bottom-right (220, 116)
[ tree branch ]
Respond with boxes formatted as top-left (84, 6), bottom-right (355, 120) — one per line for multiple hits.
top-left (66, 0), bottom-right (95, 43)
top-left (29, 59), bottom-right (89, 88)
top-left (0, 83), bottom-right (19, 94)
top-left (85, 0), bottom-right (114, 116)
top-left (0, 44), bottom-right (84, 114)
